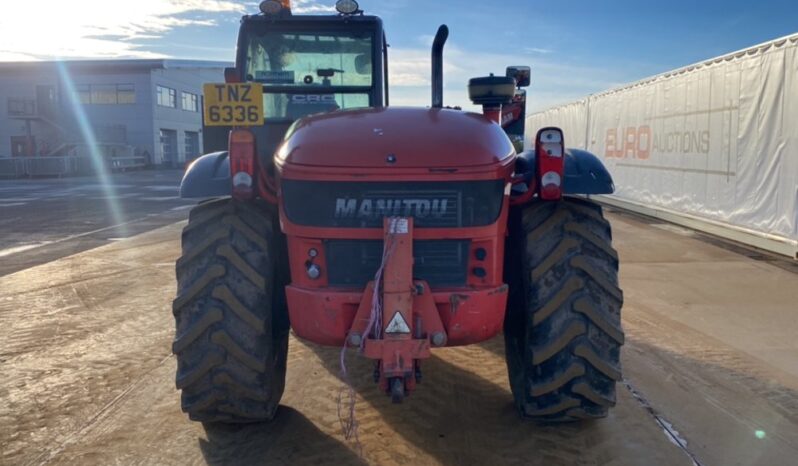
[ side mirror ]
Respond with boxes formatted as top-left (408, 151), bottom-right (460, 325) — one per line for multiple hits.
top-left (506, 66), bottom-right (530, 88)
top-left (354, 54), bottom-right (371, 74)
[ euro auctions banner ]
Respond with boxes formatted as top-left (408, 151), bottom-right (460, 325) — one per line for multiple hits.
top-left (527, 34), bottom-right (798, 254)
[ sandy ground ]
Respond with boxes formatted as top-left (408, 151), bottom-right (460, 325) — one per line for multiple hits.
top-left (1, 210), bottom-right (797, 466)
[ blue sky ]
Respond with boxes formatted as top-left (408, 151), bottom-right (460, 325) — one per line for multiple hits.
top-left (1, 0), bottom-right (797, 111)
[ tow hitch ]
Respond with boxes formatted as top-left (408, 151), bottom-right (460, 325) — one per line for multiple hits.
top-left (346, 217), bottom-right (447, 402)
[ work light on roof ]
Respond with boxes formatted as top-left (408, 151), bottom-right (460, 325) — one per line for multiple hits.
top-left (335, 0), bottom-right (360, 15)
top-left (259, 0), bottom-right (289, 14)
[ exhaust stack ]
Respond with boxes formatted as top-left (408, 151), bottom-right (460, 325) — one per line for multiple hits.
top-left (431, 25), bottom-right (449, 108)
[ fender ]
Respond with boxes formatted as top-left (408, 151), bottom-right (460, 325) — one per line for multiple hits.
top-left (180, 151), bottom-right (231, 198)
top-left (514, 148), bottom-right (614, 195)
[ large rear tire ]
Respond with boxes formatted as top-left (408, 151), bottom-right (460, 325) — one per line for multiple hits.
top-left (504, 197), bottom-right (624, 421)
top-left (172, 198), bottom-right (289, 423)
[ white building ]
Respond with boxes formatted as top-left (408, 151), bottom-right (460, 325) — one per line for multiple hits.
top-left (0, 59), bottom-right (229, 168)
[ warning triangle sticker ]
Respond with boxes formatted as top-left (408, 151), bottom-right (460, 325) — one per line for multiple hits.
top-left (385, 311), bottom-right (411, 334)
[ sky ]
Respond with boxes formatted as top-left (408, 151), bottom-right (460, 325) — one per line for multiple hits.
top-left (1, 0), bottom-right (797, 112)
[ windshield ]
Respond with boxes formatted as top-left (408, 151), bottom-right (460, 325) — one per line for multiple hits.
top-left (245, 30), bottom-right (374, 120)
top-left (245, 31), bottom-right (373, 88)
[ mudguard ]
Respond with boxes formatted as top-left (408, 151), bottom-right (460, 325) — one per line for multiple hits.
top-left (515, 148), bottom-right (615, 195)
top-left (179, 151), bottom-right (231, 198)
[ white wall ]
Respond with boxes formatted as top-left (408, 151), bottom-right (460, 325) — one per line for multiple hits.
top-left (527, 34), bottom-right (798, 257)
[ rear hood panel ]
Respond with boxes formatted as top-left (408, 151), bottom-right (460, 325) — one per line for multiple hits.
top-left (275, 107), bottom-right (515, 169)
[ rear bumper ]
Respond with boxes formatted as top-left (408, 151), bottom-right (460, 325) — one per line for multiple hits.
top-left (286, 284), bottom-right (508, 347)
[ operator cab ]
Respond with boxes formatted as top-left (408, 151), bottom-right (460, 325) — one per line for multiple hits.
top-left (203, 0), bottom-right (387, 165)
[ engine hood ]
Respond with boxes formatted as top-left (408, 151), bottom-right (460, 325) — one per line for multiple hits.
top-left (275, 107), bottom-right (515, 169)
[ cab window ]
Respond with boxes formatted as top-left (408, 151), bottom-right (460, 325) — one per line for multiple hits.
top-left (246, 31), bottom-right (373, 88)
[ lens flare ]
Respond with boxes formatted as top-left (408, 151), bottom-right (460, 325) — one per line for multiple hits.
top-left (56, 61), bottom-right (127, 234)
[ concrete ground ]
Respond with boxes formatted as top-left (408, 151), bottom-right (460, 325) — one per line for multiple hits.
top-left (1, 173), bottom-right (797, 465)
top-left (0, 169), bottom-right (192, 276)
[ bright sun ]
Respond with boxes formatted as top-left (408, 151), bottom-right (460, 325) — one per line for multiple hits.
top-left (0, 0), bottom-right (243, 60)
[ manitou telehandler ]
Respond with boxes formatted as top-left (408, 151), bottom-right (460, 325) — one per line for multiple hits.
top-left (174, 0), bottom-right (623, 423)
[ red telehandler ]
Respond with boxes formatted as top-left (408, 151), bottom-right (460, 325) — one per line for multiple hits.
top-left (174, 0), bottom-right (623, 423)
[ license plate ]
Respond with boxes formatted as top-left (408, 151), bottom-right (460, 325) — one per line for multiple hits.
top-left (202, 83), bottom-right (264, 127)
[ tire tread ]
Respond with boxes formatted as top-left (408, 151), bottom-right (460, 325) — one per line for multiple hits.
top-left (504, 197), bottom-right (624, 422)
top-left (172, 198), bottom-right (287, 423)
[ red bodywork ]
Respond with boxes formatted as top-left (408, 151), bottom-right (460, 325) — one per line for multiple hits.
top-left (273, 107), bottom-right (515, 395)
top-left (500, 94), bottom-right (525, 128)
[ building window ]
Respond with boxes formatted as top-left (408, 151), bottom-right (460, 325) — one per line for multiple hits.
top-left (157, 86), bottom-right (176, 108)
top-left (73, 84), bottom-right (135, 104)
top-left (117, 84), bottom-right (136, 104)
top-left (181, 92), bottom-right (199, 112)
top-left (91, 84), bottom-right (117, 104)
top-left (75, 84), bottom-right (91, 104)
top-left (185, 131), bottom-right (200, 160)
top-left (7, 98), bottom-right (36, 116)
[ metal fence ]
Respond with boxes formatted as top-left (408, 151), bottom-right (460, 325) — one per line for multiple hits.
top-left (0, 155), bottom-right (148, 178)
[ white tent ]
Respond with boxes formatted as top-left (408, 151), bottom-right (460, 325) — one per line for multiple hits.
top-left (527, 33), bottom-right (798, 258)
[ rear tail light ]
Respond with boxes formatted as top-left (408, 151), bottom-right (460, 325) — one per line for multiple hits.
top-left (535, 127), bottom-right (565, 200)
top-left (223, 66), bottom-right (240, 83)
top-left (229, 129), bottom-right (256, 200)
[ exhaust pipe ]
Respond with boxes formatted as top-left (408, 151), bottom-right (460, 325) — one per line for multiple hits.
top-left (431, 24), bottom-right (449, 108)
